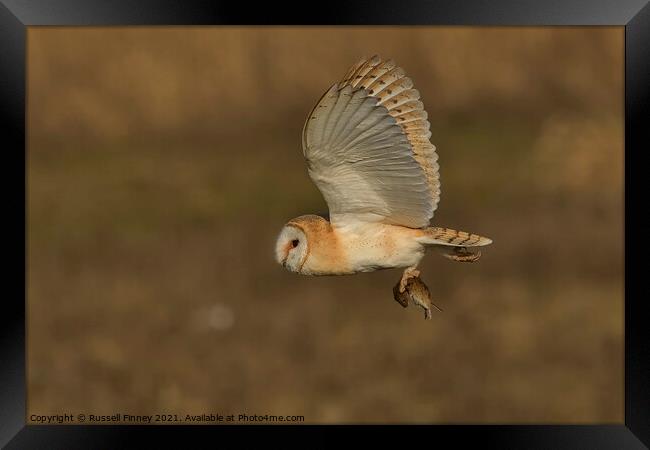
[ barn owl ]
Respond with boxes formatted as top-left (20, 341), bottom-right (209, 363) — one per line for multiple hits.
top-left (276, 55), bottom-right (492, 318)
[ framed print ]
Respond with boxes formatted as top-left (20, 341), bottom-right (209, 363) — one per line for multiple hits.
top-left (1, 0), bottom-right (648, 448)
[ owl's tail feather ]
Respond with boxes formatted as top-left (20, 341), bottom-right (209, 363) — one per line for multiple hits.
top-left (418, 227), bottom-right (492, 263)
top-left (418, 227), bottom-right (493, 247)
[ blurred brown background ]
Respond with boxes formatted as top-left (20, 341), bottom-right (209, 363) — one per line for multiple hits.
top-left (27, 27), bottom-right (623, 423)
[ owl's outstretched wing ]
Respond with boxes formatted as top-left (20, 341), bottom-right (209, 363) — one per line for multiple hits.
top-left (302, 55), bottom-right (440, 229)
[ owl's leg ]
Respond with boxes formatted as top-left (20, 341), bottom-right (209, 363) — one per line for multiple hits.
top-left (399, 266), bottom-right (420, 293)
top-left (441, 246), bottom-right (481, 262)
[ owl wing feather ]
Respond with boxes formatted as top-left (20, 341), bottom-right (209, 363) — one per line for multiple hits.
top-left (302, 55), bottom-right (440, 229)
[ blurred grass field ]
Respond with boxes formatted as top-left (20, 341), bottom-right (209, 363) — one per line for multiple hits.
top-left (27, 27), bottom-right (623, 423)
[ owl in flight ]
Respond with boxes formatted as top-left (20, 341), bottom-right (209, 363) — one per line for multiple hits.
top-left (276, 55), bottom-right (492, 319)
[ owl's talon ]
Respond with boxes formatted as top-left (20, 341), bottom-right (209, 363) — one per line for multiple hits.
top-left (443, 247), bottom-right (481, 262)
top-left (399, 268), bottom-right (420, 293)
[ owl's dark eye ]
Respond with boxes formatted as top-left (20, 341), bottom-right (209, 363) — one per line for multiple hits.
top-left (291, 239), bottom-right (299, 248)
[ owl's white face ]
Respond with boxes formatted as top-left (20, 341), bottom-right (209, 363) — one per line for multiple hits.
top-left (275, 225), bottom-right (309, 273)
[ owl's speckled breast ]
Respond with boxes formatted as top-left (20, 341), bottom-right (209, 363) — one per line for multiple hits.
top-left (333, 223), bottom-right (426, 273)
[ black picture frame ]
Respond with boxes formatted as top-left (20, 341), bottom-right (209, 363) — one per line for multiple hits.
top-left (1, 1), bottom-right (648, 448)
